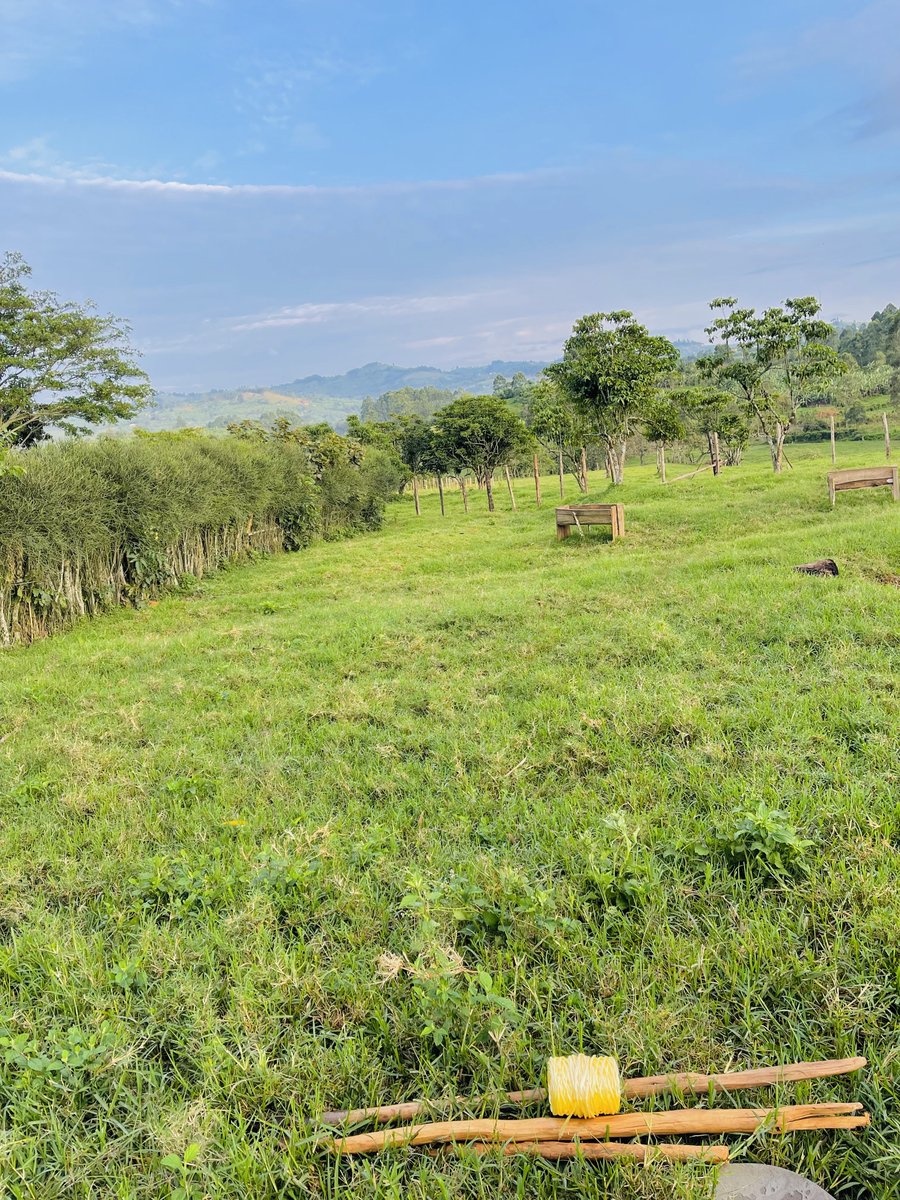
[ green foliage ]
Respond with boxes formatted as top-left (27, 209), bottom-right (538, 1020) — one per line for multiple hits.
top-left (838, 304), bottom-right (900, 367)
top-left (547, 311), bottom-right (680, 483)
top-left (718, 801), bottom-right (813, 879)
top-left (0, 428), bottom-right (390, 643)
top-left (359, 385), bottom-right (457, 423)
top-left (0, 251), bottom-right (152, 446)
top-left (699, 297), bottom-right (847, 470)
top-left (526, 377), bottom-right (590, 487)
top-left (430, 394), bottom-right (530, 510)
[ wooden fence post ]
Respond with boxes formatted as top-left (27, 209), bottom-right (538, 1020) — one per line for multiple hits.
top-left (884, 413), bottom-right (891, 459)
top-left (437, 475), bottom-right (445, 516)
top-left (580, 447), bottom-right (588, 492)
top-left (533, 454), bottom-right (541, 507)
top-left (504, 466), bottom-right (518, 511)
top-left (830, 413), bottom-right (836, 464)
top-left (558, 448), bottom-right (564, 498)
top-left (412, 475), bottom-right (420, 516)
top-left (459, 476), bottom-right (469, 513)
top-left (659, 443), bottom-right (666, 484)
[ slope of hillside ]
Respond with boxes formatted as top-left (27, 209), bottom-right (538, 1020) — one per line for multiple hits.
top-left (130, 361), bottom-right (551, 432)
top-left (2, 443), bottom-right (897, 1198)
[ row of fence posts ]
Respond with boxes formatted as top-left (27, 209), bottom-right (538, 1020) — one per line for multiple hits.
top-left (411, 415), bottom-right (894, 513)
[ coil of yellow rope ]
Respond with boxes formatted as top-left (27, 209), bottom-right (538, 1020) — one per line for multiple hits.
top-left (547, 1054), bottom-right (621, 1118)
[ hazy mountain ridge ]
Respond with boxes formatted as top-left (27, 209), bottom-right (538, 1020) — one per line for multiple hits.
top-left (271, 360), bottom-right (552, 400)
top-left (134, 349), bottom-right (709, 431)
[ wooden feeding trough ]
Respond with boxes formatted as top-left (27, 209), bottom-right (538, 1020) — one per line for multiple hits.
top-left (556, 503), bottom-right (624, 541)
top-left (827, 465), bottom-right (899, 506)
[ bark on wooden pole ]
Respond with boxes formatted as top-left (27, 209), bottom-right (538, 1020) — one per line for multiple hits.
top-left (330, 1103), bottom-right (867, 1154)
top-left (437, 475), bottom-right (445, 516)
top-left (533, 453), bottom-right (541, 507)
top-left (558, 448), bottom-right (564, 498)
top-left (504, 465), bottom-right (518, 511)
top-left (459, 476), bottom-right (469, 513)
top-left (659, 443), bottom-right (666, 484)
top-left (579, 447), bottom-right (588, 492)
top-left (711, 431), bottom-right (721, 475)
top-left (320, 1056), bottom-right (867, 1127)
top-left (830, 413), bottom-right (836, 464)
top-left (884, 412), bottom-right (892, 459)
top-left (412, 475), bottom-right (420, 516)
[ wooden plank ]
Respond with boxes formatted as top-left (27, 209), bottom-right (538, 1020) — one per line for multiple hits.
top-left (829, 466), bottom-right (895, 483)
top-left (833, 477), bottom-right (894, 492)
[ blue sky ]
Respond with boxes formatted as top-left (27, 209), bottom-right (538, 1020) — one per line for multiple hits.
top-left (2, 0), bottom-right (900, 391)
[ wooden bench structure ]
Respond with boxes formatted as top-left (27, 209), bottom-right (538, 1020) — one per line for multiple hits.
top-left (556, 503), bottom-right (624, 541)
top-left (827, 465), bottom-right (899, 507)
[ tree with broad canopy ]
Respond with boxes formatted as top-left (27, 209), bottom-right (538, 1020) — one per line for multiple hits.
top-left (0, 252), bottom-right (152, 447)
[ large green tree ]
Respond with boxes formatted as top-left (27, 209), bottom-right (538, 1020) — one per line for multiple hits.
top-left (0, 252), bottom-right (151, 446)
top-left (547, 311), bottom-right (679, 484)
top-left (430, 394), bottom-right (528, 512)
top-left (699, 296), bottom-right (846, 472)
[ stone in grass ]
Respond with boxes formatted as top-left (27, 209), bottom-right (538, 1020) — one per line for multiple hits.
top-left (794, 558), bottom-right (839, 577)
top-left (716, 1164), bottom-right (836, 1200)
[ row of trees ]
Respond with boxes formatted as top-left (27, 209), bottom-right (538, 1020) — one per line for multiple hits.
top-left (346, 299), bottom-right (849, 511)
top-left (0, 247), bottom-right (854, 497)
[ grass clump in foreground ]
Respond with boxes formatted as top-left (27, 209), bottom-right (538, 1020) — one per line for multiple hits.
top-left (0, 442), bottom-right (898, 1199)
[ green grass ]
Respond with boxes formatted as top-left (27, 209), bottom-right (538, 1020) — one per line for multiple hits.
top-left (1, 442), bottom-right (899, 1199)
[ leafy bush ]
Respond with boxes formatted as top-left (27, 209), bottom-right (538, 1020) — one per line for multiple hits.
top-left (718, 800), bottom-right (813, 879)
top-left (0, 428), bottom-right (391, 644)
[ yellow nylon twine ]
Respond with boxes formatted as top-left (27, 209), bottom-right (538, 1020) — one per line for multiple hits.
top-left (547, 1054), bottom-right (621, 1117)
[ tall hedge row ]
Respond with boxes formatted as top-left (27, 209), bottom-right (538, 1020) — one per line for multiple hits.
top-left (0, 433), bottom-right (392, 645)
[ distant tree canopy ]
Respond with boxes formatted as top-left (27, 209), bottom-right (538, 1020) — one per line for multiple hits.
top-left (699, 296), bottom-right (846, 472)
top-left (0, 251), bottom-right (152, 447)
top-left (430, 394), bottom-right (530, 511)
top-left (838, 304), bottom-right (900, 367)
top-left (359, 386), bottom-right (455, 424)
top-left (547, 311), bottom-right (679, 484)
top-left (492, 371), bottom-right (536, 413)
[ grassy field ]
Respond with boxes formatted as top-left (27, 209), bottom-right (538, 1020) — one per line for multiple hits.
top-left (1, 442), bottom-right (899, 1199)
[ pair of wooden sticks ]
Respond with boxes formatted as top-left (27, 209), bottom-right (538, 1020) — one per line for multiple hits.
top-left (324, 1056), bottom-right (869, 1161)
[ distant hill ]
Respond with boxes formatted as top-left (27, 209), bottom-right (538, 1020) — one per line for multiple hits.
top-left (672, 340), bottom-right (707, 360)
top-left (271, 360), bottom-right (551, 400)
top-left (129, 361), bottom-right (551, 432)
top-left (126, 348), bottom-right (709, 433)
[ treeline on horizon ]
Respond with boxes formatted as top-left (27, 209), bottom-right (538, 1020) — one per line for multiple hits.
top-left (3, 245), bottom-right (899, 641)
top-left (341, 298), bottom-right (899, 510)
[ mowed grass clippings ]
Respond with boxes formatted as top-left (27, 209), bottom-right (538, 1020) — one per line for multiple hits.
top-left (0, 442), bottom-right (898, 1199)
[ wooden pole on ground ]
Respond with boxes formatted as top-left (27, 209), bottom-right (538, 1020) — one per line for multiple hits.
top-left (456, 1142), bottom-right (729, 1163)
top-left (711, 431), bottom-right (721, 475)
top-left (533, 454), bottom-right (541, 507)
top-left (437, 475), bottom-right (445, 516)
top-left (884, 412), bottom-right (891, 459)
top-left (831, 413), bottom-right (836, 464)
top-left (329, 1103), bottom-right (867, 1154)
top-left (504, 466), bottom-right (518, 511)
top-left (412, 475), bottom-right (420, 516)
top-left (321, 1055), bottom-right (867, 1128)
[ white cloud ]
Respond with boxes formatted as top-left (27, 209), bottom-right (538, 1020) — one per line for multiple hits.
top-left (230, 292), bottom-right (495, 332)
top-left (0, 159), bottom-right (570, 197)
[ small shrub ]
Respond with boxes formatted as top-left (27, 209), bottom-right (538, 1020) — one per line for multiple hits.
top-left (719, 801), bottom-right (812, 879)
